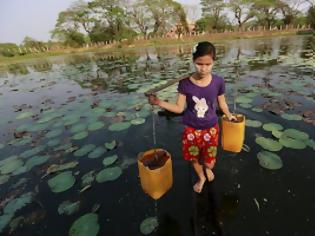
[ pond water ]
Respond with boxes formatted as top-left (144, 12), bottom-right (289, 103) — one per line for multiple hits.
top-left (0, 35), bottom-right (314, 236)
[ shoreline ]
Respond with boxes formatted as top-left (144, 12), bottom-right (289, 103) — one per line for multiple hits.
top-left (0, 29), bottom-right (313, 67)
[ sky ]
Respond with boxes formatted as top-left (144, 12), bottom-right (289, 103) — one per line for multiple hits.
top-left (0, 0), bottom-right (201, 44)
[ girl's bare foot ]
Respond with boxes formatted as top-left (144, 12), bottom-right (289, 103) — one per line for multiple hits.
top-left (193, 176), bottom-right (206, 193)
top-left (205, 168), bottom-right (215, 182)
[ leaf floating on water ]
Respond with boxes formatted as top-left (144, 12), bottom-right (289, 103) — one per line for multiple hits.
top-left (79, 184), bottom-right (91, 193)
top-left (72, 131), bottom-right (88, 140)
top-left (88, 147), bottom-right (106, 159)
top-left (262, 123), bottom-right (284, 132)
top-left (255, 137), bottom-right (283, 152)
top-left (48, 171), bottom-right (76, 193)
top-left (88, 121), bottom-right (104, 131)
top-left (281, 113), bottom-right (302, 121)
top-left (103, 155), bottom-right (118, 167)
top-left (140, 217), bottom-right (159, 235)
top-left (68, 213), bottom-right (100, 236)
top-left (45, 161), bottom-right (79, 176)
top-left (108, 122), bottom-right (131, 131)
top-left (257, 151), bottom-right (283, 170)
top-left (245, 119), bottom-right (262, 128)
top-left (96, 167), bottom-right (122, 183)
top-left (58, 200), bottom-right (80, 215)
top-left (16, 111), bottom-right (34, 120)
top-left (130, 118), bottom-right (146, 125)
top-left (105, 140), bottom-right (117, 150)
top-left (282, 128), bottom-right (309, 140)
top-left (74, 144), bottom-right (96, 157)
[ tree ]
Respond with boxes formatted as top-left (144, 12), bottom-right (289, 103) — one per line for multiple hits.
top-left (227, 0), bottom-right (255, 30)
top-left (200, 0), bottom-right (226, 30)
top-left (251, 0), bottom-right (280, 28)
top-left (306, 5), bottom-right (315, 29)
top-left (22, 36), bottom-right (45, 48)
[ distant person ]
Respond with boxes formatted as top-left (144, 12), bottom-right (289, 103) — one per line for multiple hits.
top-left (148, 41), bottom-right (236, 193)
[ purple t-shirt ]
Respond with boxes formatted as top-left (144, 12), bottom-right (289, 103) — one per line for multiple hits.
top-left (177, 74), bottom-right (225, 129)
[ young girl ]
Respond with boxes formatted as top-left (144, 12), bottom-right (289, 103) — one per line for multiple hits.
top-left (148, 41), bottom-right (236, 193)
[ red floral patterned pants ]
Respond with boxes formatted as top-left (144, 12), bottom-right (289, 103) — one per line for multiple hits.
top-left (182, 123), bottom-right (219, 164)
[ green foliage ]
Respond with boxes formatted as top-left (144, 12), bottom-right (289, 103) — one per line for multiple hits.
top-left (307, 6), bottom-right (315, 29)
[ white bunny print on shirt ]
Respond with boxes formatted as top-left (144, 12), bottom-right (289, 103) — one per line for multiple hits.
top-left (192, 96), bottom-right (209, 118)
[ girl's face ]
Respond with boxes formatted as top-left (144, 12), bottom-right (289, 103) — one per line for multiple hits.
top-left (193, 55), bottom-right (214, 79)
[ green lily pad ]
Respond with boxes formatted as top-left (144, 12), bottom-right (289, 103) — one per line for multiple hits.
top-left (47, 138), bottom-right (61, 147)
top-left (282, 128), bottom-right (309, 140)
top-left (96, 167), bottom-right (122, 183)
top-left (245, 119), bottom-right (262, 128)
top-left (46, 129), bottom-right (64, 139)
top-left (281, 113), bottom-right (302, 121)
top-left (68, 213), bottom-right (99, 236)
top-left (74, 144), bottom-right (96, 157)
top-left (81, 171), bottom-right (95, 187)
top-left (25, 155), bottom-right (50, 170)
top-left (279, 135), bottom-right (307, 149)
top-left (105, 140), bottom-right (117, 150)
top-left (103, 155), bottom-right (118, 167)
top-left (48, 171), bottom-right (76, 193)
top-left (130, 118), bottom-right (146, 125)
top-left (0, 175), bottom-right (9, 185)
top-left (16, 112), bottom-right (34, 120)
top-left (263, 123), bottom-right (284, 132)
top-left (306, 139), bottom-right (315, 150)
top-left (108, 122), bottom-right (131, 131)
top-left (0, 158), bottom-right (24, 175)
top-left (239, 103), bottom-right (252, 108)
top-left (20, 145), bottom-right (45, 159)
top-left (255, 137), bottom-right (283, 152)
top-left (88, 121), bottom-right (104, 131)
top-left (257, 151), bottom-right (283, 170)
top-left (58, 200), bottom-right (80, 215)
top-left (64, 117), bottom-right (80, 126)
top-left (140, 217), bottom-right (159, 235)
top-left (236, 96), bottom-right (252, 104)
top-left (72, 131), bottom-right (88, 140)
top-left (251, 108), bottom-right (263, 112)
top-left (88, 147), bottom-right (106, 159)
top-left (272, 130), bottom-right (283, 139)
top-left (70, 124), bottom-right (87, 133)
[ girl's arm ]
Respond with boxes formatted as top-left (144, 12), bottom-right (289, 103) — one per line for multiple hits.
top-left (217, 94), bottom-right (235, 120)
top-left (149, 93), bottom-right (186, 114)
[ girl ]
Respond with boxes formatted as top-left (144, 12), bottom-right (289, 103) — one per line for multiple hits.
top-left (148, 41), bottom-right (236, 193)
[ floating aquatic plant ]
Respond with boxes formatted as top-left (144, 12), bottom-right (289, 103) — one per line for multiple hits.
top-left (96, 166), bottom-right (122, 183)
top-left (108, 122), bottom-right (131, 131)
top-left (103, 155), bottom-right (118, 167)
top-left (68, 213), bottom-right (99, 236)
top-left (257, 151), bottom-right (283, 170)
top-left (48, 171), bottom-right (76, 193)
top-left (255, 137), bottom-right (283, 152)
top-left (140, 217), bottom-right (159, 235)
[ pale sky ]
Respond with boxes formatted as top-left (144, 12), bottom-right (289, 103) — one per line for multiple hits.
top-left (0, 0), bottom-right (201, 44)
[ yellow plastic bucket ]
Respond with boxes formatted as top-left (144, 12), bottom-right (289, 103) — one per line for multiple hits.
top-left (137, 148), bottom-right (173, 200)
top-left (221, 114), bottom-right (245, 153)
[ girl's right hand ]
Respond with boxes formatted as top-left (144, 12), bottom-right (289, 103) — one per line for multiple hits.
top-left (147, 94), bottom-right (161, 106)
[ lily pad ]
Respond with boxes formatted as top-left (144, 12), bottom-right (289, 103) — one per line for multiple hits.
top-left (88, 147), bottom-right (106, 159)
top-left (96, 167), bottom-right (122, 183)
top-left (47, 138), bottom-right (61, 147)
top-left (70, 124), bottom-right (87, 133)
top-left (74, 144), bottom-right (96, 157)
top-left (263, 123), bottom-right (284, 132)
top-left (252, 108), bottom-right (263, 112)
top-left (72, 131), bottom-right (88, 140)
top-left (0, 175), bottom-right (9, 185)
top-left (282, 128), bottom-right (309, 140)
top-left (58, 200), bottom-right (80, 215)
top-left (16, 112), bottom-right (34, 120)
top-left (88, 121), bottom-right (104, 131)
top-left (103, 155), bottom-right (118, 166)
top-left (140, 217), bottom-right (159, 235)
top-left (245, 119), bottom-right (262, 128)
top-left (255, 137), bottom-right (283, 152)
top-left (108, 122), bottom-right (131, 131)
top-left (257, 151), bottom-right (283, 170)
top-left (20, 145), bottom-right (45, 159)
top-left (69, 213), bottom-right (99, 236)
top-left (281, 113), bottom-right (302, 121)
top-left (0, 158), bottom-right (24, 175)
top-left (48, 171), bottom-right (76, 193)
top-left (105, 140), bottom-right (117, 150)
top-left (236, 96), bottom-right (252, 104)
top-left (25, 155), bottom-right (50, 170)
top-left (272, 130), bottom-right (283, 139)
top-left (130, 118), bottom-right (146, 125)
top-left (81, 171), bottom-right (95, 187)
top-left (279, 135), bottom-right (307, 149)
top-left (46, 129), bottom-right (64, 139)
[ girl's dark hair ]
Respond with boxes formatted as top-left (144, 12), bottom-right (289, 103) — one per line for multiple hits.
top-left (192, 41), bottom-right (216, 61)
